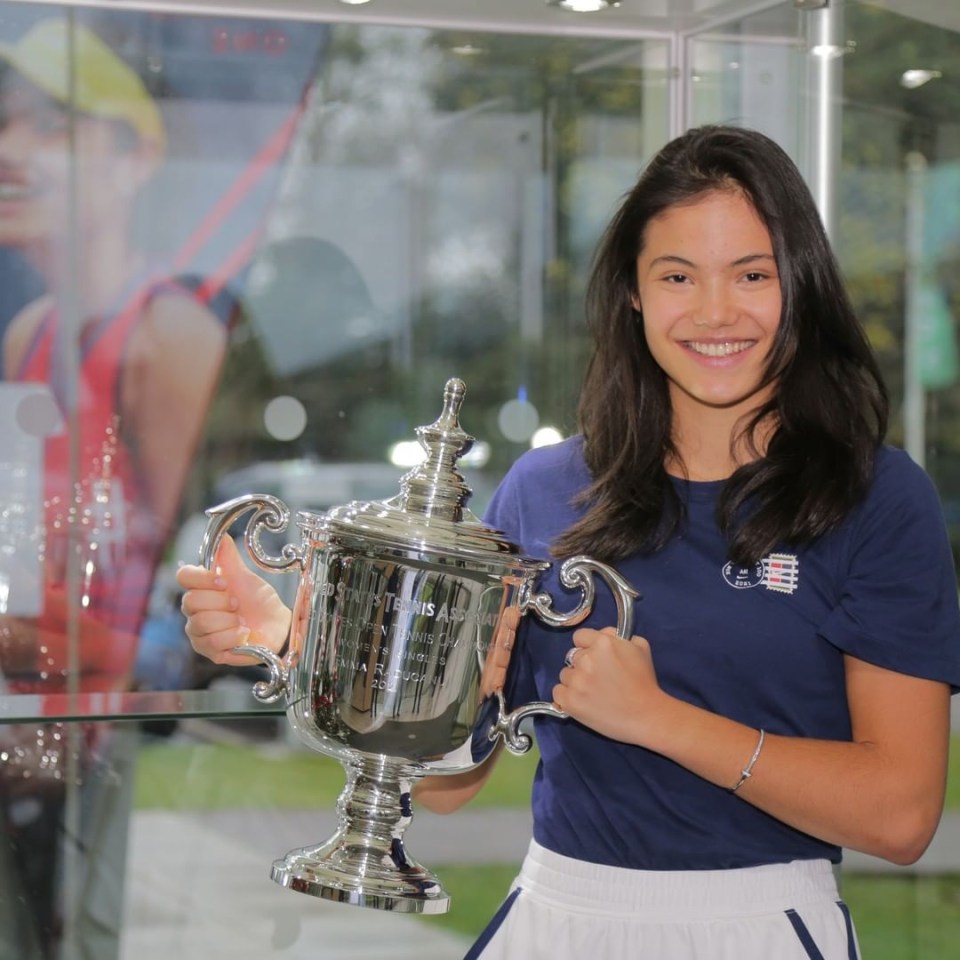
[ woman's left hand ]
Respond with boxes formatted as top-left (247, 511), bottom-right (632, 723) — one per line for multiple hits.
top-left (552, 626), bottom-right (671, 747)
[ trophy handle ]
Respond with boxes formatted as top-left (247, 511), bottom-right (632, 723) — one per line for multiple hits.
top-left (198, 494), bottom-right (305, 704)
top-left (231, 644), bottom-right (290, 704)
top-left (199, 493), bottom-right (305, 573)
top-left (492, 555), bottom-right (640, 755)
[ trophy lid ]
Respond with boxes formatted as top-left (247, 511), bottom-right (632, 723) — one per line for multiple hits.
top-left (301, 379), bottom-right (542, 569)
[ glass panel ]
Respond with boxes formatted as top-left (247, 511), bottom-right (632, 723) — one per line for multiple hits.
top-left (0, 7), bottom-right (671, 723)
top-left (689, 3), bottom-right (805, 161)
top-left (841, 0), bottom-right (960, 488)
top-left (838, 2), bottom-right (957, 956)
top-left (692, 2), bottom-right (960, 956)
top-left (0, 13), bottom-right (669, 955)
top-left (839, 3), bottom-right (960, 950)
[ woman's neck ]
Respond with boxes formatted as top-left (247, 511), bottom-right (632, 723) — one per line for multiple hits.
top-left (667, 394), bottom-right (774, 482)
top-left (28, 228), bottom-right (144, 319)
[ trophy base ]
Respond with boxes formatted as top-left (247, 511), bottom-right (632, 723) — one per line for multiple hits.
top-left (270, 844), bottom-right (450, 914)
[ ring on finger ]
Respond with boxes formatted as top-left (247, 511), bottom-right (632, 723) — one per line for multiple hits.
top-left (564, 647), bottom-right (579, 668)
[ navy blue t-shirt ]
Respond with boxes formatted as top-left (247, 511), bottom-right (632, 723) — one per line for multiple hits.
top-left (484, 437), bottom-right (960, 870)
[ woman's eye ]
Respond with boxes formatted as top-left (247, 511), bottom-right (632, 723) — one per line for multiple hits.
top-left (743, 272), bottom-right (768, 283)
top-left (664, 273), bottom-right (688, 284)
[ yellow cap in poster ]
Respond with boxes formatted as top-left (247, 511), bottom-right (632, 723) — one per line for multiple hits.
top-left (0, 19), bottom-right (166, 152)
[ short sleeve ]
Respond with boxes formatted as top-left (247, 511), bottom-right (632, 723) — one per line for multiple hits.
top-left (818, 448), bottom-right (960, 689)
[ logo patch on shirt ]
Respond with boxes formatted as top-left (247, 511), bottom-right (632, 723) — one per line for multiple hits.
top-left (761, 553), bottom-right (800, 594)
top-left (722, 553), bottom-right (800, 595)
top-left (722, 561), bottom-right (764, 589)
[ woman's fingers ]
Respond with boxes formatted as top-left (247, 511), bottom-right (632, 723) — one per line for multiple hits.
top-left (179, 584), bottom-right (236, 616)
top-left (175, 563), bottom-right (221, 591)
top-left (176, 534), bottom-right (291, 658)
top-left (182, 605), bottom-right (250, 662)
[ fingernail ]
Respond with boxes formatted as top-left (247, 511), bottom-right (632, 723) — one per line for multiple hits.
top-left (213, 577), bottom-right (227, 589)
top-left (229, 596), bottom-right (239, 610)
top-left (237, 626), bottom-right (251, 640)
top-left (237, 615), bottom-right (248, 627)
top-left (214, 565), bottom-right (223, 577)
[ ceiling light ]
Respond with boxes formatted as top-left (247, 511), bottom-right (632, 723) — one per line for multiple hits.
top-left (337, 0), bottom-right (373, 5)
top-left (900, 69), bottom-right (942, 90)
top-left (547, 0), bottom-right (618, 12)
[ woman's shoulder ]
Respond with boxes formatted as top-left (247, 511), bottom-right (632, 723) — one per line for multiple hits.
top-left (850, 444), bottom-right (946, 534)
top-left (483, 436), bottom-right (590, 537)
top-left (500, 435), bottom-right (589, 492)
top-left (869, 444), bottom-right (939, 499)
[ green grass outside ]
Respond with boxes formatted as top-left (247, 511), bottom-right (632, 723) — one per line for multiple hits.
top-left (946, 733), bottom-right (960, 810)
top-left (135, 733), bottom-right (960, 811)
top-left (133, 737), bottom-right (539, 810)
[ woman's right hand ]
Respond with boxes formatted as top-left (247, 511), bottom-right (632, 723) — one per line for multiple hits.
top-left (176, 535), bottom-right (292, 666)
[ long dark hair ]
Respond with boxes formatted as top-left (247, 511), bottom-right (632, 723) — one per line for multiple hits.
top-left (553, 124), bottom-right (888, 566)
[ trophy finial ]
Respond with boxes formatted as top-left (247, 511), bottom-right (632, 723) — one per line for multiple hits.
top-left (398, 378), bottom-right (475, 520)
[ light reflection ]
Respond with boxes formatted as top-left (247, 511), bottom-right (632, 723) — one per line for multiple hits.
top-left (531, 426), bottom-right (564, 449)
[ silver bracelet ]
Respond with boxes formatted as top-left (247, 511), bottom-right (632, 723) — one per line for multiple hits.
top-left (730, 728), bottom-right (765, 794)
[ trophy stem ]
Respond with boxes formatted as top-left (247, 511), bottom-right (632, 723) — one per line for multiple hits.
top-left (269, 754), bottom-right (450, 914)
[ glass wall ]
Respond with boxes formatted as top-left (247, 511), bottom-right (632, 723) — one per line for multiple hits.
top-left (0, 5), bottom-right (672, 957)
top-left (0, 0), bottom-right (958, 957)
top-left (691, 2), bottom-right (960, 957)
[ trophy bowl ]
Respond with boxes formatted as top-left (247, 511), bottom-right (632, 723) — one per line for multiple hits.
top-left (197, 379), bottom-right (638, 914)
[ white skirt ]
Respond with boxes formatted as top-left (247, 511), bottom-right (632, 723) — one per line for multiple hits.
top-left (464, 840), bottom-right (860, 960)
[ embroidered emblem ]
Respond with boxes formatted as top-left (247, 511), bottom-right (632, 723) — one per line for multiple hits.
top-left (722, 561), bottom-right (764, 589)
top-left (761, 553), bottom-right (800, 594)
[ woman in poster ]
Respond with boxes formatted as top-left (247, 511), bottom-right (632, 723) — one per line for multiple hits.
top-left (0, 18), bottom-right (228, 959)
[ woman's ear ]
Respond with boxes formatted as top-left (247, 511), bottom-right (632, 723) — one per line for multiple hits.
top-left (630, 292), bottom-right (642, 314)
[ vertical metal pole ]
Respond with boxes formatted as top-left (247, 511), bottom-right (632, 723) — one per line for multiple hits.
top-left (904, 152), bottom-right (927, 467)
top-left (668, 29), bottom-right (688, 141)
top-left (61, 11), bottom-right (83, 958)
top-left (803, 0), bottom-right (844, 240)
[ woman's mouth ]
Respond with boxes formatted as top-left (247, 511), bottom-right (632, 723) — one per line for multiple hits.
top-left (0, 180), bottom-right (38, 201)
top-left (683, 340), bottom-right (754, 358)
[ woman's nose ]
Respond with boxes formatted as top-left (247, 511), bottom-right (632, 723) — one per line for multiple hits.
top-left (693, 284), bottom-right (736, 328)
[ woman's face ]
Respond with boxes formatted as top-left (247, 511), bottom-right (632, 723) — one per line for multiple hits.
top-left (0, 75), bottom-right (154, 250)
top-left (634, 188), bottom-right (782, 424)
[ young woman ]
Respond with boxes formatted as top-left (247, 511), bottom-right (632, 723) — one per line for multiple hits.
top-left (177, 125), bottom-right (960, 959)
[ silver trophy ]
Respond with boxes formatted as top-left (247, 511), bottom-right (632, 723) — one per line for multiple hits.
top-left (198, 378), bottom-right (638, 914)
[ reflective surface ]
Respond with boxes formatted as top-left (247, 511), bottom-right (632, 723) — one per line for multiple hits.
top-left (199, 382), bottom-right (637, 911)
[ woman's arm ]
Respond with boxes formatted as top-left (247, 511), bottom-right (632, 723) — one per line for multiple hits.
top-left (413, 744), bottom-right (505, 815)
top-left (123, 293), bottom-right (228, 541)
top-left (556, 627), bottom-right (950, 865)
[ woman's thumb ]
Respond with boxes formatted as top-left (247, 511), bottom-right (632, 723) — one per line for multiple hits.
top-left (214, 535), bottom-right (248, 580)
